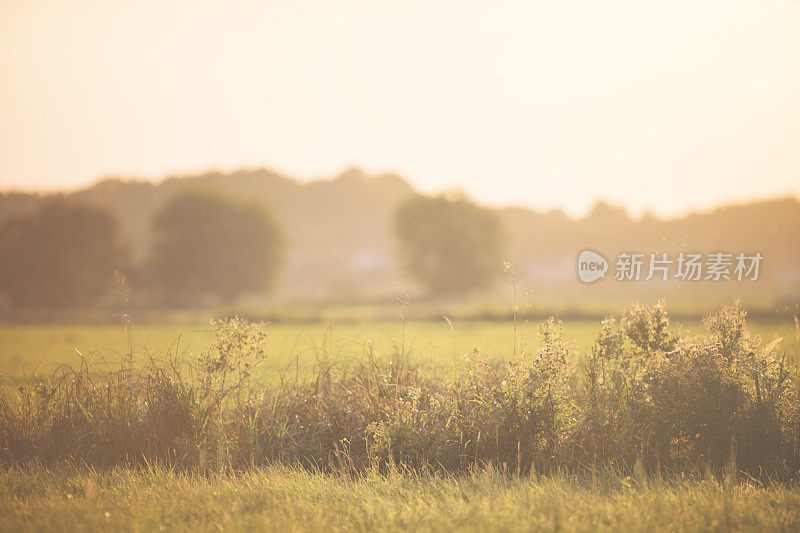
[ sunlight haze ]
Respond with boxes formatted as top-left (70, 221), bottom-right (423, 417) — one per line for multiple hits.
top-left (1, 0), bottom-right (799, 216)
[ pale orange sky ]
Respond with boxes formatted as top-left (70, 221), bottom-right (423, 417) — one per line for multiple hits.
top-left (1, 0), bottom-right (799, 216)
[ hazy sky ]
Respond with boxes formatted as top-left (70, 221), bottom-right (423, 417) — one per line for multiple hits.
top-left (1, 0), bottom-right (799, 216)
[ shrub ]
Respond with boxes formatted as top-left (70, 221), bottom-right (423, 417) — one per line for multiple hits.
top-left (579, 301), bottom-right (799, 475)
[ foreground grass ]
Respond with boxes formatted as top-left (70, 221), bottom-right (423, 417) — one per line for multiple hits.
top-left (1, 465), bottom-right (798, 532)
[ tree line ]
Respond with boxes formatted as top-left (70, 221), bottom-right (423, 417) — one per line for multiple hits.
top-left (0, 189), bottom-right (504, 309)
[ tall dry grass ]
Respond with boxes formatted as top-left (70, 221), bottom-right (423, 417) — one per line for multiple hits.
top-left (1, 302), bottom-right (798, 481)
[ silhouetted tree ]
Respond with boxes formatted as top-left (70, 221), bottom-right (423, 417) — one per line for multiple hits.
top-left (148, 190), bottom-right (283, 304)
top-left (393, 193), bottom-right (505, 296)
top-left (0, 199), bottom-right (128, 308)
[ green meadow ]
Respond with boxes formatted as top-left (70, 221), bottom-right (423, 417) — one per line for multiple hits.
top-left (1, 316), bottom-right (798, 384)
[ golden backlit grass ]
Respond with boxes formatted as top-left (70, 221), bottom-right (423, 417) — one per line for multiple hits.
top-left (1, 464), bottom-right (798, 532)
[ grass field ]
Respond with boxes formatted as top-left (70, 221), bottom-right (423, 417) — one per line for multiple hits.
top-left (2, 308), bottom-right (800, 531)
top-left (2, 464), bottom-right (800, 532)
top-left (1, 316), bottom-right (798, 385)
